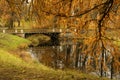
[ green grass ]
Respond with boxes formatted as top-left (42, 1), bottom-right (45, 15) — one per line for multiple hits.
top-left (0, 33), bottom-right (31, 50)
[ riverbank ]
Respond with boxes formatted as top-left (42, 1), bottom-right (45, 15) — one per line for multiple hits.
top-left (0, 49), bottom-right (110, 80)
top-left (0, 33), bottom-right (110, 80)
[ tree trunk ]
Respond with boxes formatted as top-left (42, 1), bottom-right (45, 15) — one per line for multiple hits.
top-left (9, 12), bottom-right (14, 29)
top-left (17, 19), bottom-right (20, 27)
top-left (9, 19), bottom-right (14, 29)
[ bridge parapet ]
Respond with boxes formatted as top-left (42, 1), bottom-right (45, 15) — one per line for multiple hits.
top-left (0, 28), bottom-right (80, 34)
top-left (0, 28), bottom-right (68, 34)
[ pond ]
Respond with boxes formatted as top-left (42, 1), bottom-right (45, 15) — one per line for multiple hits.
top-left (28, 38), bottom-right (78, 68)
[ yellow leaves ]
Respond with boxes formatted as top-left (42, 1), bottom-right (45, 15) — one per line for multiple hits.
top-left (84, 37), bottom-right (97, 46)
top-left (113, 59), bottom-right (120, 72)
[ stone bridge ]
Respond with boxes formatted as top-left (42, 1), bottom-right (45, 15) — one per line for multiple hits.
top-left (0, 28), bottom-right (71, 46)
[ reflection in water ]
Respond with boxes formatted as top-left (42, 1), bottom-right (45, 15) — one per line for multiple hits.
top-left (29, 46), bottom-right (62, 62)
top-left (28, 47), bottom-right (39, 62)
top-left (28, 41), bottom-right (77, 69)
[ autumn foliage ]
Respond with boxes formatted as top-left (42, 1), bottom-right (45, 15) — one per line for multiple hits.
top-left (0, 0), bottom-right (120, 79)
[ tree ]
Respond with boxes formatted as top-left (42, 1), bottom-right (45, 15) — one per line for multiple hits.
top-left (0, 0), bottom-right (30, 28)
top-left (3, 0), bottom-right (120, 79)
top-left (32, 0), bottom-right (120, 78)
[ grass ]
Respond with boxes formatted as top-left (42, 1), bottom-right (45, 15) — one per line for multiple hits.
top-left (0, 49), bottom-right (110, 80)
top-left (0, 33), bottom-right (31, 50)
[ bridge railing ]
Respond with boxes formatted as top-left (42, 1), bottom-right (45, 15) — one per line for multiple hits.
top-left (0, 28), bottom-right (88, 34)
top-left (0, 28), bottom-right (69, 33)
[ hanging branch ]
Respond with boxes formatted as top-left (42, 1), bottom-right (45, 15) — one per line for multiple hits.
top-left (96, 0), bottom-right (113, 77)
top-left (98, 0), bottom-right (113, 39)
